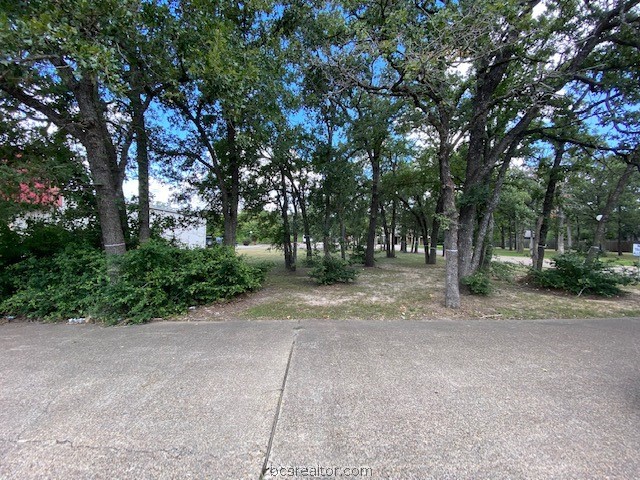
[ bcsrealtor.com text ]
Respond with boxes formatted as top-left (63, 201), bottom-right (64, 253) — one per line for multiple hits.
top-left (266, 464), bottom-right (373, 477)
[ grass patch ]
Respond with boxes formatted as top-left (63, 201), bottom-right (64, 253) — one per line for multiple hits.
top-left (179, 244), bottom-right (640, 322)
top-left (493, 247), bottom-right (640, 267)
top-left (599, 253), bottom-right (640, 267)
top-left (493, 248), bottom-right (533, 258)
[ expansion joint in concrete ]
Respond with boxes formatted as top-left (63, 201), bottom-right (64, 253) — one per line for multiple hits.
top-left (260, 329), bottom-right (297, 479)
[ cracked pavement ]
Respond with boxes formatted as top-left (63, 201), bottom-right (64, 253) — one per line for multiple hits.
top-left (1, 318), bottom-right (639, 479)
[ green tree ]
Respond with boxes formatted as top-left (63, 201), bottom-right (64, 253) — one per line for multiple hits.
top-left (160, 0), bottom-right (284, 248)
top-left (0, 0), bottom-right (169, 256)
top-left (298, 0), bottom-right (640, 307)
top-left (346, 94), bottom-right (403, 266)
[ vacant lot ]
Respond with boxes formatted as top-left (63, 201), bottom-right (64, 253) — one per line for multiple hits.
top-left (180, 245), bottom-right (640, 322)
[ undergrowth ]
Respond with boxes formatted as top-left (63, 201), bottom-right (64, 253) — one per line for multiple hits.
top-left (528, 253), bottom-right (634, 297)
top-left (309, 256), bottom-right (359, 285)
top-left (1, 240), bottom-right (271, 324)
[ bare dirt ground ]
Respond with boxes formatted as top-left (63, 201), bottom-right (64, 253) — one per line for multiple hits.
top-left (176, 247), bottom-right (640, 322)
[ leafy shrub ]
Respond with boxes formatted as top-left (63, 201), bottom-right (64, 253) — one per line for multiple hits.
top-left (0, 269), bottom-right (13, 303)
top-left (309, 256), bottom-right (358, 285)
top-left (100, 242), bottom-right (271, 323)
top-left (528, 253), bottom-right (632, 297)
top-left (0, 241), bottom-right (270, 323)
top-left (0, 223), bottom-right (23, 267)
top-left (1, 221), bottom-right (100, 265)
top-left (1, 245), bottom-right (107, 319)
top-left (348, 245), bottom-right (367, 265)
top-left (0, 224), bottom-right (23, 301)
top-left (0, 222), bottom-right (103, 303)
top-left (489, 260), bottom-right (518, 282)
top-left (19, 222), bottom-right (79, 258)
top-left (302, 254), bottom-right (317, 267)
top-left (461, 271), bottom-right (493, 295)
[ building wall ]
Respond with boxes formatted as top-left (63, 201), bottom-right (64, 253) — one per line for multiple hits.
top-left (150, 207), bottom-right (206, 248)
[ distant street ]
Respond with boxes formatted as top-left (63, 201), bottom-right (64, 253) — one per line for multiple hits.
top-left (2, 318), bottom-right (639, 479)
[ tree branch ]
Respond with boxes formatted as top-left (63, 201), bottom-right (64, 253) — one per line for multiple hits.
top-left (0, 81), bottom-right (85, 140)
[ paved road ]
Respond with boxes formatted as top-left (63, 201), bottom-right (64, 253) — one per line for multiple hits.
top-left (1, 318), bottom-right (639, 479)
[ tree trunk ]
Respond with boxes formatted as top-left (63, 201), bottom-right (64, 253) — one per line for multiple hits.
top-left (419, 218), bottom-right (430, 265)
top-left (480, 214), bottom-right (495, 269)
top-left (516, 220), bottom-right (524, 253)
top-left (85, 132), bottom-right (128, 257)
top-left (529, 221), bottom-right (536, 258)
top-left (365, 149), bottom-right (381, 267)
top-left (380, 202), bottom-right (393, 258)
top-left (442, 183), bottom-right (460, 308)
top-left (586, 162), bottom-right (635, 265)
top-left (508, 220), bottom-right (513, 250)
top-left (223, 120), bottom-right (240, 248)
top-left (72, 77), bottom-right (128, 259)
top-left (531, 215), bottom-right (543, 269)
top-left (429, 195), bottom-right (443, 265)
top-left (1, 70), bottom-right (128, 263)
top-left (323, 192), bottom-right (331, 257)
top-left (389, 198), bottom-right (397, 258)
top-left (176, 100), bottom-right (236, 249)
top-left (437, 134), bottom-right (459, 307)
top-left (303, 208), bottom-right (313, 260)
top-left (292, 184), bottom-right (312, 261)
top-left (454, 0), bottom-right (610, 276)
top-left (293, 226), bottom-right (298, 265)
top-left (617, 205), bottom-right (623, 256)
top-left (557, 207), bottom-right (565, 254)
top-left (400, 226), bottom-right (407, 253)
top-left (457, 204), bottom-right (476, 278)
top-left (131, 92), bottom-right (151, 243)
top-left (470, 153), bottom-right (512, 274)
top-left (339, 216), bottom-right (346, 260)
top-left (457, 44), bottom-right (518, 279)
top-left (534, 143), bottom-right (565, 270)
top-left (279, 169), bottom-right (295, 271)
top-left (222, 208), bottom-right (237, 247)
top-left (292, 198), bottom-right (299, 266)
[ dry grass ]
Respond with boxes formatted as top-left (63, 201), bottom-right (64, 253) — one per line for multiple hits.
top-left (178, 245), bottom-right (640, 322)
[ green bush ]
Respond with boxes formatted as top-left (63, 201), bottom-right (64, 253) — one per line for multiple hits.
top-left (0, 223), bottom-right (23, 267)
top-left (309, 256), bottom-right (358, 285)
top-left (489, 260), bottom-right (518, 282)
top-left (0, 241), bottom-right (270, 323)
top-left (104, 243), bottom-right (272, 323)
top-left (0, 224), bottom-right (23, 301)
top-left (302, 254), bottom-right (317, 267)
top-left (0, 222), bottom-right (103, 303)
top-left (348, 245), bottom-right (367, 265)
top-left (461, 270), bottom-right (493, 295)
top-left (19, 222), bottom-right (79, 258)
top-left (1, 245), bottom-right (107, 319)
top-left (528, 253), bottom-right (632, 297)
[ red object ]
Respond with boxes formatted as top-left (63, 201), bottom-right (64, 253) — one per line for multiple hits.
top-left (17, 181), bottom-right (63, 206)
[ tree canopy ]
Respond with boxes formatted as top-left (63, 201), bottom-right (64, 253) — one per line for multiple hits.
top-left (1, 0), bottom-right (639, 307)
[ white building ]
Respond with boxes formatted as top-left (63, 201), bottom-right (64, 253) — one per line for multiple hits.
top-left (150, 205), bottom-right (207, 248)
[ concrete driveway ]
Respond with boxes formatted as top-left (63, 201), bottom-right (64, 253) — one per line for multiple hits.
top-left (1, 318), bottom-right (639, 479)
